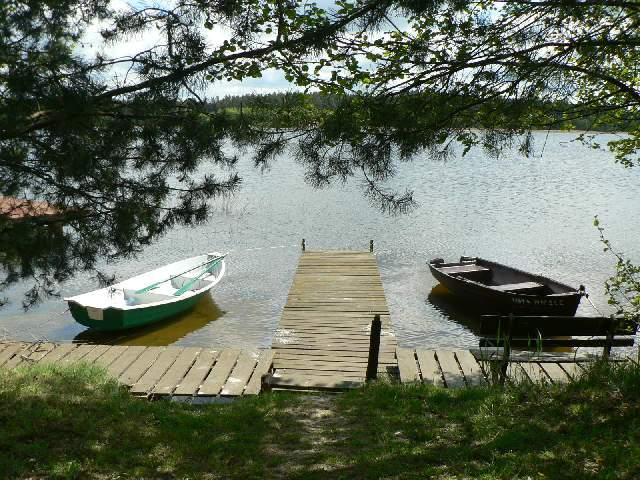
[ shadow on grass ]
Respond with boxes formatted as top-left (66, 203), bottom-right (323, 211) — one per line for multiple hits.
top-left (285, 361), bottom-right (640, 480)
top-left (0, 362), bottom-right (305, 478)
top-left (3, 361), bottom-right (640, 479)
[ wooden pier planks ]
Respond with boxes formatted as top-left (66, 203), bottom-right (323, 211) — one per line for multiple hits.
top-left (0, 340), bottom-right (623, 393)
top-left (396, 348), bottom-right (599, 388)
top-left (271, 251), bottom-right (397, 390)
top-left (0, 341), bottom-right (274, 398)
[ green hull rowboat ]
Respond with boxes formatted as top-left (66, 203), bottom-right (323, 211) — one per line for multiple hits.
top-left (65, 253), bottom-right (226, 331)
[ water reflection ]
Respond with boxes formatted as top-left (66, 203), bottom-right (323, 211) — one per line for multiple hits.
top-left (427, 284), bottom-right (483, 335)
top-left (428, 284), bottom-right (571, 352)
top-left (73, 295), bottom-right (224, 346)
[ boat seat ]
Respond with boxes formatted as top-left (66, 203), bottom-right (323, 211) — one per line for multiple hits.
top-left (440, 264), bottom-right (491, 275)
top-left (123, 287), bottom-right (174, 306)
top-left (170, 275), bottom-right (212, 292)
top-left (490, 281), bottom-right (545, 293)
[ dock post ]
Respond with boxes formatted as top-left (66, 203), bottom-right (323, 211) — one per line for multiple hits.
top-left (302, 238), bottom-right (306, 252)
top-left (369, 240), bottom-right (374, 253)
top-left (366, 314), bottom-right (382, 381)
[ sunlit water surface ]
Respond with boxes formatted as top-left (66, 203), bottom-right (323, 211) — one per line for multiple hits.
top-left (1, 132), bottom-right (639, 351)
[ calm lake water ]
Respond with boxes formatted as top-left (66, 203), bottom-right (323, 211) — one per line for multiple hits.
top-left (1, 132), bottom-right (639, 351)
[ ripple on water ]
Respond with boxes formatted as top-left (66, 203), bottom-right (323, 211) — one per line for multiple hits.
top-left (1, 132), bottom-right (639, 351)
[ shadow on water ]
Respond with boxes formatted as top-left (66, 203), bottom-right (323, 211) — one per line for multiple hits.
top-left (428, 284), bottom-right (572, 353)
top-left (73, 294), bottom-right (224, 346)
top-left (427, 284), bottom-right (483, 335)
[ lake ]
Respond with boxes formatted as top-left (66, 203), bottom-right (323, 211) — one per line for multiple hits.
top-left (1, 132), bottom-right (638, 351)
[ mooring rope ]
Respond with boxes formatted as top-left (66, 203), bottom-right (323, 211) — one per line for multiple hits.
top-left (585, 293), bottom-right (606, 317)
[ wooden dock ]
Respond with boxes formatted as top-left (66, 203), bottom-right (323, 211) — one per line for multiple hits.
top-left (1, 339), bottom-right (614, 395)
top-left (0, 341), bottom-right (273, 399)
top-left (269, 250), bottom-right (397, 390)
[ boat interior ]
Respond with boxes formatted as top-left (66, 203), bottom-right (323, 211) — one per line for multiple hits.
top-left (433, 258), bottom-right (567, 295)
top-left (123, 268), bottom-right (221, 306)
top-left (68, 254), bottom-right (225, 309)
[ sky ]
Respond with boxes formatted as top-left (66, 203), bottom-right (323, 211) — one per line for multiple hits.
top-left (80, 0), bottom-right (346, 99)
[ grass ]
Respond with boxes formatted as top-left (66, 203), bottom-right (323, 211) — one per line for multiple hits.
top-left (2, 361), bottom-right (640, 479)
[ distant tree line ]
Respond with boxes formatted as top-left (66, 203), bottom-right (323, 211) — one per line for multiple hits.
top-left (210, 92), bottom-right (640, 133)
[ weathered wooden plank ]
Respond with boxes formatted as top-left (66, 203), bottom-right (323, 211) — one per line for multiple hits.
top-left (455, 350), bottom-right (487, 387)
top-left (130, 347), bottom-right (182, 395)
top-left (274, 332), bottom-right (391, 342)
top-left (416, 350), bottom-right (445, 387)
top-left (93, 345), bottom-right (128, 368)
top-left (274, 344), bottom-right (395, 357)
top-left (80, 344), bottom-right (111, 363)
top-left (272, 368), bottom-right (366, 380)
top-left (558, 362), bottom-right (584, 380)
top-left (506, 363), bottom-right (530, 384)
top-left (2, 344), bottom-right (30, 368)
top-left (107, 346), bottom-right (147, 377)
top-left (152, 348), bottom-right (201, 396)
top-left (244, 350), bottom-right (275, 395)
top-left (39, 343), bottom-right (78, 364)
top-left (272, 343), bottom-right (396, 354)
top-left (221, 352), bottom-right (259, 396)
top-left (23, 342), bottom-right (57, 363)
top-left (269, 372), bottom-right (363, 390)
top-left (518, 362), bottom-right (550, 384)
top-left (59, 344), bottom-right (98, 364)
top-left (396, 348), bottom-right (419, 383)
top-left (437, 351), bottom-right (465, 388)
top-left (118, 347), bottom-right (163, 385)
top-left (173, 350), bottom-right (219, 396)
top-left (198, 349), bottom-right (240, 396)
top-left (274, 351), bottom-right (397, 366)
top-left (271, 360), bottom-right (367, 373)
top-left (471, 348), bottom-right (595, 363)
top-left (276, 324), bottom-right (391, 333)
top-left (538, 362), bottom-right (571, 384)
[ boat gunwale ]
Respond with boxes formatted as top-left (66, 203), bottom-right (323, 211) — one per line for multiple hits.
top-left (428, 256), bottom-right (580, 297)
top-left (64, 253), bottom-right (226, 312)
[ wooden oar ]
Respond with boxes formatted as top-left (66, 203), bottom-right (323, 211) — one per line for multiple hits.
top-left (173, 255), bottom-right (226, 296)
top-left (134, 255), bottom-right (225, 294)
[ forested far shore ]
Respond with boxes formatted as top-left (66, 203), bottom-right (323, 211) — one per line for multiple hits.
top-left (207, 92), bottom-right (638, 133)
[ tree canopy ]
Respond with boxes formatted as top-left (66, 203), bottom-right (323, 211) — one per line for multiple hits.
top-left (1, 0), bottom-right (639, 307)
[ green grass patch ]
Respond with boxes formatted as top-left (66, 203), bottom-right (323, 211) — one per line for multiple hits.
top-left (2, 361), bottom-right (640, 478)
top-left (0, 362), bottom-right (302, 478)
top-left (322, 360), bottom-right (640, 480)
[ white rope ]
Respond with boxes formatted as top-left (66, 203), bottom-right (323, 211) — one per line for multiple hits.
top-left (585, 294), bottom-right (605, 317)
top-left (228, 244), bottom-right (298, 253)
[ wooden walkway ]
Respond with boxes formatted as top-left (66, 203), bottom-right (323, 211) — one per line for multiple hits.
top-left (269, 251), bottom-right (397, 390)
top-left (0, 341), bottom-right (273, 399)
top-left (396, 348), bottom-right (598, 387)
top-left (1, 339), bottom-right (618, 395)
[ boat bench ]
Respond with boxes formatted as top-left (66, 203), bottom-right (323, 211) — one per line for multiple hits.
top-left (440, 264), bottom-right (490, 275)
top-left (170, 275), bottom-right (212, 291)
top-left (490, 281), bottom-right (545, 294)
top-left (123, 287), bottom-right (175, 305)
top-left (478, 314), bottom-right (637, 383)
top-left (479, 314), bottom-right (637, 356)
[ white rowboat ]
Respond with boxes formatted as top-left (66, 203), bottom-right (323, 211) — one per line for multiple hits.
top-left (65, 253), bottom-right (226, 331)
